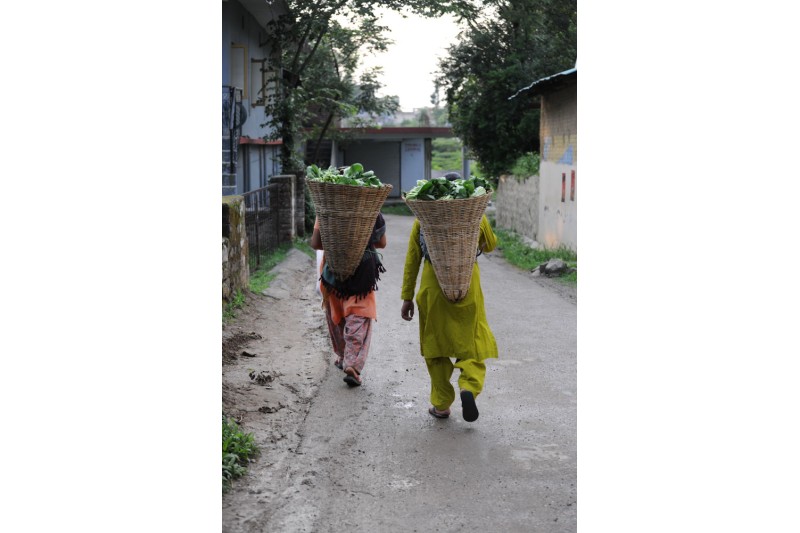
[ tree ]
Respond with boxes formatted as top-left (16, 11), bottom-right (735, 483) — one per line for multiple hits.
top-left (262, 0), bottom-right (480, 173)
top-left (435, 0), bottom-right (577, 178)
top-left (294, 19), bottom-right (400, 166)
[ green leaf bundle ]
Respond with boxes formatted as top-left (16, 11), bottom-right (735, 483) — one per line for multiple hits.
top-left (404, 176), bottom-right (492, 201)
top-left (306, 163), bottom-right (384, 188)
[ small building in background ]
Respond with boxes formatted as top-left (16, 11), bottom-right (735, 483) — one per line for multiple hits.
top-left (319, 127), bottom-right (457, 199)
top-left (497, 67), bottom-right (577, 251)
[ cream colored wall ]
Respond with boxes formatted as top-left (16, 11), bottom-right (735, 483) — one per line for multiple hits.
top-left (494, 79), bottom-right (577, 251)
top-left (537, 162), bottom-right (577, 251)
top-left (538, 82), bottom-right (577, 251)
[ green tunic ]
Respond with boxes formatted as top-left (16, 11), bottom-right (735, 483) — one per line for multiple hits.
top-left (401, 215), bottom-right (498, 361)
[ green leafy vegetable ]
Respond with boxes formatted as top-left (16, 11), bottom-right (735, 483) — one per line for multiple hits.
top-left (305, 163), bottom-right (384, 188)
top-left (404, 176), bottom-right (493, 200)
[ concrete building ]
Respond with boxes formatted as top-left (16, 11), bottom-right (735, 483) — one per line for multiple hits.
top-left (222, 0), bottom-right (289, 195)
top-left (325, 127), bottom-right (458, 199)
top-left (497, 67), bottom-right (577, 251)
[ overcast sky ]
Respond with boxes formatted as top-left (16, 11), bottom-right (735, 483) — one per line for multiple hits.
top-left (357, 10), bottom-right (461, 111)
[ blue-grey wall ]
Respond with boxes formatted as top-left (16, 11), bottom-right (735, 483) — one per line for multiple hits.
top-left (222, 0), bottom-right (288, 193)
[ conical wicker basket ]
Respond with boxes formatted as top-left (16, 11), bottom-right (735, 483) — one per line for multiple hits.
top-left (405, 193), bottom-right (492, 302)
top-left (307, 180), bottom-right (393, 281)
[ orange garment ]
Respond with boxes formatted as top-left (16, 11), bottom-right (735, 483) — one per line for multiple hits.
top-left (315, 219), bottom-right (377, 324)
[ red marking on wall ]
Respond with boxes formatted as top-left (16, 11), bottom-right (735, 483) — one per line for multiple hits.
top-left (570, 170), bottom-right (576, 201)
top-left (561, 173), bottom-right (566, 202)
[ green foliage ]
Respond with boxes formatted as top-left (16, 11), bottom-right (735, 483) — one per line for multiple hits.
top-left (493, 227), bottom-right (577, 281)
top-left (223, 290), bottom-right (246, 323)
top-left (224, 240), bottom-right (317, 324)
top-left (404, 176), bottom-right (491, 200)
top-left (561, 268), bottom-right (577, 284)
top-left (248, 271), bottom-right (278, 295)
top-left (511, 152), bottom-right (540, 179)
top-left (293, 237), bottom-right (316, 259)
top-left (304, 181), bottom-right (316, 234)
top-left (431, 137), bottom-right (463, 171)
top-left (430, 106), bottom-right (449, 126)
top-left (470, 160), bottom-right (488, 179)
top-left (248, 243), bottom-right (293, 295)
top-left (222, 415), bottom-right (259, 491)
top-left (306, 163), bottom-right (383, 187)
top-left (381, 203), bottom-right (413, 216)
top-left (435, 0), bottom-right (577, 178)
top-left (261, 1), bottom-right (481, 172)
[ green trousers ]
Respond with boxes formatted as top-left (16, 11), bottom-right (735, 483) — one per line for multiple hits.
top-left (425, 357), bottom-right (486, 411)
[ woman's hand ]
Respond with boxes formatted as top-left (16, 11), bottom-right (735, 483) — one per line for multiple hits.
top-left (401, 300), bottom-right (415, 321)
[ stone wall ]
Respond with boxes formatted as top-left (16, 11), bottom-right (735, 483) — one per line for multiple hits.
top-left (268, 175), bottom-right (297, 244)
top-left (495, 174), bottom-right (540, 244)
top-left (222, 196), bottom-right (249, 303)
top-left (223, 174), bottom-right (306, 305)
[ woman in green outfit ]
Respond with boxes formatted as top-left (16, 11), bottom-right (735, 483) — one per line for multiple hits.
top-left (400, 184), bottom-right (498, 422)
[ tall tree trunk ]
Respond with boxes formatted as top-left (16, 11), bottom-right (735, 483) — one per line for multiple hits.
top-left (312, 112), bottom-right (335, 165)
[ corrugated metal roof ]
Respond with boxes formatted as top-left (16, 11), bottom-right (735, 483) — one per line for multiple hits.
top-left (508, 67), bottom-right (577, 100)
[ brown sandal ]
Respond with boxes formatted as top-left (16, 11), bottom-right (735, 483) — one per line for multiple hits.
top-left (428, 406), bottom-right (451, 419)
top-left (343, 367), bottom-right (362, 387)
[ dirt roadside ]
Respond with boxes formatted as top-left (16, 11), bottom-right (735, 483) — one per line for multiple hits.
top-left (222, 248), bottom-right (330, 530)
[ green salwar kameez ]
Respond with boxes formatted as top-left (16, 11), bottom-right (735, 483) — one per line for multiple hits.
top-left (401, 215), bottom-right (498, 410)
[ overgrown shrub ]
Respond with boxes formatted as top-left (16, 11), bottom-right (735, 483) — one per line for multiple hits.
top-left (511, 152), bottom-right (540, 180)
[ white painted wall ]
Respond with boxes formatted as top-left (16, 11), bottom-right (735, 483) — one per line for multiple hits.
top-left (400, 139), bottom-right (425, 194)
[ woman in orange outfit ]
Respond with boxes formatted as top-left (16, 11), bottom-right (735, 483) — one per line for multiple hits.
top-left (310, 214), bottom-right (387, 387)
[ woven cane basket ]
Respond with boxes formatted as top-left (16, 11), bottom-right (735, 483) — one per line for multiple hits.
top-left (307, 180), bottom-right (393, 281)
top-left (405, 193), bottom-right (492, 302)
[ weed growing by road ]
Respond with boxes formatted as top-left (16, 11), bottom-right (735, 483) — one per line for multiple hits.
top-left (223, 290), bottom-right (246, 323)
top-left (222, 415), bottom-right (259, 492)
top-left (248, 243), bottom-right (293, 294)
top-left (293, 237), bottom-right (315, 259)
top-left (493, 227), bottom-right (577, 284)
top-left (225, 241), bottom-right (315, 324)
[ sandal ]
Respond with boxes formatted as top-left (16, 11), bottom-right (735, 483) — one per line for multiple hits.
top-left (343, 367), bottom-right (362, 387)
top-left (428, 406), bottom-right (451, 419)
top-left (334, 358), bottom-right (343, 370)
top-left (460, 390), bottom-right (479, 422)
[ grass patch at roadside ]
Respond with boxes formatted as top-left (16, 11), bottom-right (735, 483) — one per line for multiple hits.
top-left (225, 240), bottom-right (317, 324)
top-left (222, 415), bottom-right (259, 492)
top-left (249, 240), bottom-right (306, 294)
top-left (223, 290), bottom-right (246, 323)
top-left (493, 227), bottom-right (577, 284)
top-left (293, 237), bottom-right (316, 259)
top-left (381, 203), bottom-right (413, 216)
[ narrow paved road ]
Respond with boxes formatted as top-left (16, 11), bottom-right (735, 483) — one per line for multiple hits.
top-left (263, 213), bottom-right (576, 532)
